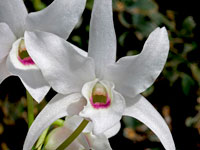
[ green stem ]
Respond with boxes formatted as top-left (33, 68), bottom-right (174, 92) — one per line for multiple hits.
top-left (35, 127), bottom-right (49, 150)
top-left (26, 90), bottom-right (34, 128)
top-left (56, 119), bottom-right (89, 150)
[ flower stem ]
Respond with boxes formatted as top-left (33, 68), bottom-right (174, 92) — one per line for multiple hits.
top-left (26, 90), bottom-right (34, 128)
top-left (56, 119), bottom-right (89, 150)
top-left (35, 127), bottom-right (49, 150)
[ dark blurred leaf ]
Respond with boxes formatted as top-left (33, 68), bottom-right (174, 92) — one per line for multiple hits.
top-left (180, 16), bottom-right (196, 37)
top-left (181, 73), bottom-right (195, 95)
top-left (123, 116), bottom-right (141, 129)
top-left (0, 123), bottom-right (4, 135)
top-left (71, 35), bottom-right (82, 47)
top-left (190, 64), bottom-right (200, 86)
top-left (119, 32), bottom-right (128, 46)
top-left (86, 0), bottom-right (94, 10)
top-left (182, 16), bottom-right (196, 31)
top-left (126, 50), bottom-right (140, 56)
top-left (182, 42), bottom-right (197, 57)
top-left (32, 0), bottom-right (46, 11)
top-left (131, 0), bottom-right (157, 12)
top-left (118, 12), bottom-right (132, 28)
top-left (150, 13), bottom-right (175, 31)
top-left (142, 86), bottom-right (155, 97)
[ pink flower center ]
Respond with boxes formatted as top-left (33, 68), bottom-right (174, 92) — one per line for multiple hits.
top-left (90, 83), bottom-right (111, 109)
top-left (18, 39), bottom-right (35, 65)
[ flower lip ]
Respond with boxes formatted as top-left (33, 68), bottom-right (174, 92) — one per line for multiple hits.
top-left (90, 94), bottom-right (111, 109)
top-left (17, 39), bottom-right (35, 65)
top-left (8, 38), bottom-right (38, 71)
top-left (90, 82), bottom-right (111, 109)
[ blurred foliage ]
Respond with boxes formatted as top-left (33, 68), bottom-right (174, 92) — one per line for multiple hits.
top-left (186, 97), bottom-right (200, 133)
top-left (31, 0), bottom-right (46, 11)
top-left (0, 0), bottom-right (200, 149)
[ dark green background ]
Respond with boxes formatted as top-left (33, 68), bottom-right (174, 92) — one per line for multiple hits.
top-left (0, 0), bottom-right (200, 149)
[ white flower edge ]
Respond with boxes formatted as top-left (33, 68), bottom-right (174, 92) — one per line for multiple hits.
top-left (23, 93), bottom-right (86, 150)
top-left (105, 27), bottom-right (169, 99)
top-left (25, 0), bottom-right (86, 40)
top-left (0, 0), bottom-right (87, 102)
top-left (124, 94), bottom-right (175, 150)
top-left (0, 0), bottom-right (28, 37)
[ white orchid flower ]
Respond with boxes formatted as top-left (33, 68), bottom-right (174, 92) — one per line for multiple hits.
top-left (0, 0), bottom-right (86, 102)
top-left (23, 0), bottom-right (175, 149)
top-left (45, 115), bottom-right (114, 150)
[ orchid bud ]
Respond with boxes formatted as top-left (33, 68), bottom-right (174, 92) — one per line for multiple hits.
top-left (44, 125), bottom-right (84, 150)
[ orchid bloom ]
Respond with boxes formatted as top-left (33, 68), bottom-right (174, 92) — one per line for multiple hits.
top-left (45, 115), bottom-right (115, 150)
top-left (0, 0), bottom-right (86, 102)
top-left (23, 0), bottom-right (175, 149)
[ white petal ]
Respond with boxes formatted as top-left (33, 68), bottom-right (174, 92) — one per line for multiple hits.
top-left (25, 31), bottom-right (95, 95)
top-left (78, 134), bottom-right (90, 150)
top-left (6, 39), bottom-right (50, 102)
top-left (0, 58), bottom-right (10, 83)
top-left (0, 0), bottom-right (27, 37)
top-left (123, 95), bottom-right (175, 150)
top-left (25, 0), bottom-right (86, 39)
top-left (85, 133), bottom-right (112, 150)
top-left (0, 23), bottom-right (16, 60)
top-left (23, 93), bottom-right (85, 150)
top-left (80, 79), bottom-right (125, 135)
top-left (104, 122), bottom-right (121, 138)
top-left (105, 27), bottom-right (169, 98)
top-left (88, 0), bottom-right (116, 78)
top-left (0, 23), bottom-right (16, 83)
top-left (70, 43), bottom-right (88, 57)
top-left (64, 115), bottom-right (93, 133)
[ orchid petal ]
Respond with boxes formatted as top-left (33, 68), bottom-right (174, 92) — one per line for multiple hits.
top-left (0, 23), bottom-right (16, 60)
top-left (78, 134), bottom-right (90, 150)
top-left (123, 95), bottom-right (175, 150)
top-left (0, 58), bottom-right (10, 83)
top-left (85, 133), bottom-right (112, 150)
top-left (88, 0), bottom-right (116, 78)
top-left (25, 31), bottom-right (95, 95)
top-left (80, 79), bottom-right (125, 135)
top-left (105, 27), bottom-right (169, 98)
top-left (6, 39), bottom-right (50, 102)
top-left (70, 43), bottom-right (88, 57)
top-left (64, 115), bottom-right (93, 133)
top-left (23, 93), bottom-right (85, 150)
top-left (25, 0), bottom-right (86, 39)
top-left (104, 122), bottom-right (121, 138)
top-left (0, 0), bottom-right (27, 37)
